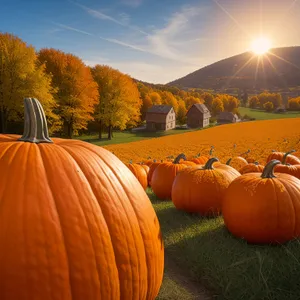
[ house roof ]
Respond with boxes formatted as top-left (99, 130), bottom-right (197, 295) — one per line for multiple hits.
top-left (217, 111), bottom-right (238, 120)
top-left (147, 105), bottom-right (173, 114)
top-left (193, 103), bottom-right (211, 115)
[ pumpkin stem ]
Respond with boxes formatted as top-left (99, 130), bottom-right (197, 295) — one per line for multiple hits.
top-left (226, 158), bottom-right (232, 165)
top-left (209, 146), bottom-right (214, 156)
top-left (240, 149), bottom-right (251, 156)
top-left (147, 156), bottom-right (151, 159)
top-left (261, 160), bottom-right (281, 179)
top-left (254, 161), bottom-right (259, 165)
top-left (173, 153), bottom-right (187, 164)
top-left (18, 98), bottom-right (53, 144)
top-left (153, 159), bottom-right (157, 163)
top-left (282, 150), bottom-right (296, 165)
top-left (129, 159), bottom-right (133, 164)
top-left (203, 157), bottom-right (219, 170)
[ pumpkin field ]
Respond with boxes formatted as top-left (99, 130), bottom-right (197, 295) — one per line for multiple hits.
top-left (102, 118), bottom-right (300, 299)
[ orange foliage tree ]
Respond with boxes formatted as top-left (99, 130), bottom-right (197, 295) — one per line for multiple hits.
top-left (38, 48), bottom-right (99, 138)
top-left (91, 65), bottom-right (142, 139)
top-left (211, 97), bottom-right (224, 116)
top-left (249, 96), bottom-right (260, 108)
top-left (177, 100), bottom-right (187, 125)
top-left (288, 97), bottom-right (300, 111)
top-left (0, 33), bottom-right (58, 133)
top-left (257, 92), bottom-right (282, 109)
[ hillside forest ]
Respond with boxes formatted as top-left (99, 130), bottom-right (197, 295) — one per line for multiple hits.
top-left (1, 32), bottom-right (300, 139)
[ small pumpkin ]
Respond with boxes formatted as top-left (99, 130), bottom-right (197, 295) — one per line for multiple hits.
top-left (172, 158), bottom-right (240, 215)
top-left (274, 152), bottom-right (300, 179)
top-left (239, 162), bottom-right (264, 174)
top-left (191, 153), bottom-right (209, 165)
top-left (127, 161), bottom-right (148, 190)
top-left (0, 98), bottom-right (164, 299)
top-left (151, 154), bottom-right (187, 200)
top-left (148, 160), bottom-right (162, 186)
top-left (143, 156), bottom-right (154, 167)
top-left (266, 150), bottom-right (300, 165)
top-left (223, 160), bottom-right (300, 244)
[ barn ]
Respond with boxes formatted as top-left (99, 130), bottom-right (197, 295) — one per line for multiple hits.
top-left (146, 105), bottom-right (176, 131)
top-left (186, 103), bottom-right (211, 128)
top-left (217, 112), bottom-right (239, 124)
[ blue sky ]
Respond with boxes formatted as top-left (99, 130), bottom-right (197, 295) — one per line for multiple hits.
top-left (1, 0), bottom-right (300, 83)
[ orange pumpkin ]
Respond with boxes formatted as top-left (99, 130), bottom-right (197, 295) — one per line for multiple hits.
top-left (143, 157), bottom-right (154, 167)
top-left (223, 160), bottom-right (300, 244)
top-left (151, 154), bottom-right (187, 200)
top-left (226, 156), bottom-right (248, 171)
top-left (239, 162), bottom-right (264, 174)
top-left (191, 153), bottom-right (209, 165)
top-left (172, 158), bottom-right (240, 215)
top-left (0, 98), bottom-right (164, 300)
top-left (141, 164), bottom-right (150, 175)
top-left (274, 152), bottom-right (300, 179)
top-left (127, 161), bottom-right (148, 190)
top-left (148, 160), bottom-right (162, 186)
top-left (266, 150), bottom-right (300, 165)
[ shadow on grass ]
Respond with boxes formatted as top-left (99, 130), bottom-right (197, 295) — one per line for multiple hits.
top-left (165, 223), bottom-right (300, 300)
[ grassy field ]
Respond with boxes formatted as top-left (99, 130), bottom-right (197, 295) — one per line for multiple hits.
top-left (239, 107), bottom-right (300, 120)
top-left (77, 127), bottom-right (206, 146)
top-left (150, 188), bottom-right (300, 300)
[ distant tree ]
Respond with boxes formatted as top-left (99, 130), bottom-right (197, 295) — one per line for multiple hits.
top-left (201, 92), bottom-right (214, 111)
top-left (242, 89), bottom-right (248, 107)
top-left (258, 92), bottom-right (282, 109)
top-left (91, 65), bottom-right (141, 140)
top-left (185, 96), bottom-right (201, 110)
top-left (149, 92), bottom-right (162, 105)
top-left (160, 91), bottom-right (178, 114)
top-left (263, 101), bottom-right (274, 112)
top-left (211, 97), bottom-right (224, 116)
top-left (39, 48), bottom-right (98, 138)
top-left (177, 100), bottom-right (187, 125)
top-left (249, 96), bottom-right (260, 108)
top-left (0, 33), bottom-right (58, 133)
top-left (288, 97), bottom-right (300, 111)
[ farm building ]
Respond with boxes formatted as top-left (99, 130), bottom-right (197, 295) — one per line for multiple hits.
top-left (146, 105), bottom-right (176, 131)
top-left (217, 112), bottom-right (239, 124)
top-left (186, 103), bottom-right (211, 128)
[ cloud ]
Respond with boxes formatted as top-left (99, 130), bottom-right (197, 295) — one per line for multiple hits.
top-left (120, 0), bottom-right (142, 8)
top-left (71, 1), bottom-right (148, 35)
top-left (53, 22), bottom-right (93, 36)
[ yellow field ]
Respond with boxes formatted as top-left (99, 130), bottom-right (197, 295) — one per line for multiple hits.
top-left (104, 119), bottom-right (300, 164)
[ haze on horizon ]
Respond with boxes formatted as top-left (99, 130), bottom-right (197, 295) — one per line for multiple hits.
top-left (1, 0), bottom-right (300, 84)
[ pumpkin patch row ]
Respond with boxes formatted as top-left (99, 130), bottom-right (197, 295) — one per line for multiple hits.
top-left (127, 150), bottom-right (300, 245)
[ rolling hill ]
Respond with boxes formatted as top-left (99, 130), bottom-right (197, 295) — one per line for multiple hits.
top-left (169, 47), bottom-right (300, 90)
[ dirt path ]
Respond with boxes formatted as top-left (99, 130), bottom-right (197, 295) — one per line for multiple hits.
top-left (164, 254), bottom-right (213, 300)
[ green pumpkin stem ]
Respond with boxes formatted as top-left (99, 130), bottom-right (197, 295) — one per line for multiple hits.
top-left (282, 150), bottom-right (296, 165)
top-left (18, 98), bottom-right (53, 144)
top-left (261, 160), bottom-right (281, 179)
top-left (173, 153), bottom-right (187, 164)
top-left (209, 146), bottom-right (214, 156)
top-left (254, 161), bottom-right (259, 165)
top-left (240, 149), bottom-right (251, 156)
top-left (203, 157), bottom-right (219, 170)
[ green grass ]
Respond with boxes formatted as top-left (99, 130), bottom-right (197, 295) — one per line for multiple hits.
top-left (239, 107), bottom-right (300, 120)
top-left (149, 189), bottom-right (300, 300)
top-left (77, 126), bottom-right (213, 146)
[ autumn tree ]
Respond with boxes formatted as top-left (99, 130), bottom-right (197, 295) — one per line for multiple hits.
top-left (185, 96), bottom-right (201, 110)
top-left (263, 101), bottom-right (274, 112)
top-left (211, 97), bottom-right (224, 116)
top-left (257, 92), bottom-right (282, 109)
top-left (0, 33), bottom-right (58, 133)
top-left (177, 100), bottom-right (187, 125)
top-left (249, 96), bottom-right (260, 108)
top-left (160, 91), bottom-right (178, 114)
top-left (91, 65), bottom-right (141, 140)
top-left (288, 97), bottom-right (300, 111)
top-left (149, 92), bottom-right (162, 105)
top-left (201, 92), bottom-right (214, 111)
top-left (38, 48), bottom-right (98, 138)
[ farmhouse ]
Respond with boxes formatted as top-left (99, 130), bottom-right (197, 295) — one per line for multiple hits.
top-left (217, 112), bottom-right (239, 124)
top-left (186, 103), bottom-right (211, 128)
top-left (146, 105), bottom-right (176, 131)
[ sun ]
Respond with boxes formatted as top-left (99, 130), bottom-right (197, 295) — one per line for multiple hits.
top-left (251, 37), bottom-right (271, 55)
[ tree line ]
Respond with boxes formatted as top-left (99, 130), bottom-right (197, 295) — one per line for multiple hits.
top-left (0, 32), bottom-right (242, 139)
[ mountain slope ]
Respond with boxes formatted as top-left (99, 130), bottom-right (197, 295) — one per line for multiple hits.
top-left (169, 47), bottom-right (300, 90)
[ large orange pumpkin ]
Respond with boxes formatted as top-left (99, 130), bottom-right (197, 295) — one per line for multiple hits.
top-left (266, 150), bottom-right (300, 165)
top-left (148, 160), bottom-right (161, 186)
top-left (223, 160), bottom-right (300, 244)
top-left (239, 162), bottom-right (264, 174)
top-left (0, 98), bottom-right (164, 300)
top-left (274, 151), bottom-right (300, 179)
top-left (172, 158), bottom-right (240, 215)
top-left (127, 162), bottom-right (148, 190)
top-left (151, 154), bottom-right (187, 200)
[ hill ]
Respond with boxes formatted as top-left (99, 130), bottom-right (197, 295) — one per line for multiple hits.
top-left (169, 47), bottom-right (300, 90)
